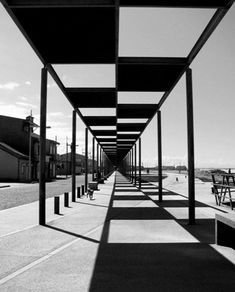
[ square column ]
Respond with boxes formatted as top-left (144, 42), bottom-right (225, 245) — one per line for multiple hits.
top-left (186, 68), bottom-right (195, 225)
top-left (71, 110), bottom-right (76, 202)
top-left (134, 143), bottom-right (137, 185)
top-left (85, 127), bottom-right (88, 192)
top-left (39, 66), bottom-right (47, 226)
top-left (139, 138), bottom-right (141, 189)
top-left (131, 148), bottom-right (133, 183)
top-left (157, 110), bottom-right (163, 202)
top-left (97, 143), bottom-right (99, 178)
top-left (92, 137), bottom-right (95, 181)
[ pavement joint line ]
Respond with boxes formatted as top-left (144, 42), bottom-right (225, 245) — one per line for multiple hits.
top-left (0, 224), bottom-right (36, 239)
top-left (0, 184), bottom-right (114, 239)
top-left (0, 223), bottom-right (104, 286)
top-left (0, 196), bottom-right (110, 239)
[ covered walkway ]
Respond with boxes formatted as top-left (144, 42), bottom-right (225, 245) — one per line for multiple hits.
top-left (0, 172), bottom-right (235, 291)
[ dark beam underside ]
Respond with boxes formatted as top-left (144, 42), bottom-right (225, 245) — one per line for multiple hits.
top-left (7, 0), bottom-right (231, 8)
top-left (11, 7), bottom-right (116, 64)
top-left (7, 0), bottom-right (115, 7)
top-left (119, 0), bottom-right (231, 8)
top-left (97, 138), bottom-right (117, 142)
top-left (66, 89), bottom-right (116, 108)
top-left (118, 62), bottom-right (186, 91)
top-left (92, 130), bottom-right (116, 136)
top-left (117, 134), bottom-right (140, 139)
top-left (3, 0), bottom-right (233, 167)
top-left (83, 116), bottom-right (116, 126)
top-left (117, 140), bottom-right (136, 144)
top-left (117, 104), bottom-right (158, 119)
top-left (117, 123), bottom-right (146, 132)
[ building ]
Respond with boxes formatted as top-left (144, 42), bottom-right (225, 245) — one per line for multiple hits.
top-left (0, 142), bottom-right (29, 182)
top-left (58, 153), bottom-right (95, 176)
top-left (0, 115), bottom-right (59, 182)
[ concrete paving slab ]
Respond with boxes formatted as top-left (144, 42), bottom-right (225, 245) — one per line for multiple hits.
top-left (115, 185), bottom-right (136, 191)
top-left (108, 219), bottom-right (199, 243)
top-left (1, 172), bottom-right (235, 292)
top-left (112, 200), bottom-right (158, 208)
top-left (141, 189), bottom-right (161, 193)
top-left (148, 195), bottom-right (187, 201)
top-left (0, 239), bottom-right (100, 292)
top-left (0, 225), bottom-right (75, 279)
top-left (0, 174), bottom-right (115, 238)
top-left (0, 192), bottom-right (84, 237)
top-left (0, 174), bottom-right (115, 288)
top-left (113, 191), bottom-right (144, 196)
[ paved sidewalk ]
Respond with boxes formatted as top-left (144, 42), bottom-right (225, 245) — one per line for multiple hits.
top-left (0, 183), bottom-right (10, 189)
top-left (0, 172), bottom-right (235, 292)
top-left (151, 171), bottom-right (235, 214)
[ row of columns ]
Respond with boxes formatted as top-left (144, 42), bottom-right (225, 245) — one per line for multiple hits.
top-left (39, 66), bottom-right (113, 225)
top-left (119, 67), bottom-right (195, 225)
top-left (39, 66), bottom-right (195, 226)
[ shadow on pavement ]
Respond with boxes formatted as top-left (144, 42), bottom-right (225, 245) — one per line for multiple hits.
top-left (88, 173), bottom-right (235, 292)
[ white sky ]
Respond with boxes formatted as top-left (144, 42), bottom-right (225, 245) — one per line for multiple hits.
top-left (0, 4), bottom-right (234, 168)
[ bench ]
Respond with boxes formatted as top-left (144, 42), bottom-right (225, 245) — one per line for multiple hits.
top-left (215, 213), bottom-right (235, 249)
top-left (94, 173), bottom-right (105, 184)
top-left (211, 174), bottom-right (235, 209)
top-left (95, 177), bottom-right (104, 184)
top-left (88, 181), bottom-right (98, 190)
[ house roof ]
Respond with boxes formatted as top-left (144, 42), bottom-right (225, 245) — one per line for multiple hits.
top-left (0, 142), bottom-right (28, 160)
top-left (31, 133), bottom-right (60, 145)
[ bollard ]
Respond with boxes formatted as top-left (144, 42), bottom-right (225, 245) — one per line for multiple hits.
top-left (72, 190), bottom-right (76, 203)
top-left (81, 185), bottom-right (85, 197)
top-left (54, 196), bottom-right (60, 215)
top-left (64, 192), bottom-right (69, 207)
top-left (77, 186), bottom-right (81, 198)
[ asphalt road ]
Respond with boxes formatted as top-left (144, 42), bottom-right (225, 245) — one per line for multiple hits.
top-left (0, 175), bottom-right (92, 211)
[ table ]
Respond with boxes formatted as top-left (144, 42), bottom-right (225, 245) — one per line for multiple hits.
top-left (221, 173), bottom-right (235, 186)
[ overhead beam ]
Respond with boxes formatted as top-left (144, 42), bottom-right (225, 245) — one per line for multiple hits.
top-left (158, 3), bottom-right (233, 109)
top-left (92, 130), bottom-right (116, 136)
top-left (119, 57), bottom-right (187, 65)
top-left (7, 0), bottom-right (115, 7)
top-left (66, 88), bottom-right (116, 108)
top-left (83, 116), bottom-right (116, 126)
top-left (119, 0), bottom-right (231, 8)
top-left (97, 138), bottom-right (117, 142)
top-left (7, 0), bottom-right (231, 8)
top-left (117, 134), bottom-right (140, 139)
top-left (117, 123), bottom-right (146, 132)
top-left (118, 60), bottom-right (186, 92)
top-left (118, 104), bottom-right (158, 119)
top-left (188, 3), bottom-right (234, 64)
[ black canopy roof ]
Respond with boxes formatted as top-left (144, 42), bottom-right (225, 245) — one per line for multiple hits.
top-left (2, 0), bottom-right (233, 163)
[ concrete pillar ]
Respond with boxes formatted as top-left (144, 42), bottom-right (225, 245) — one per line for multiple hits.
top-left (157, 110), bottom-right (163, 202)
top-left (92, 137), bottom-right (95, 181)
top-left (85, 127), bottom-right (88, 192)
top-left (71, 110), bottom-right (76, 202)
top-left (186, 68), bottom-right (195, 225)
top-left (134, 143), bottom-right (137, 185)
top-left (139, 138), bottom-right (141, 189)
top-left (96, 143), bottom-right (99, 178)
top-left (39, 66), bottom-right (47, 226)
